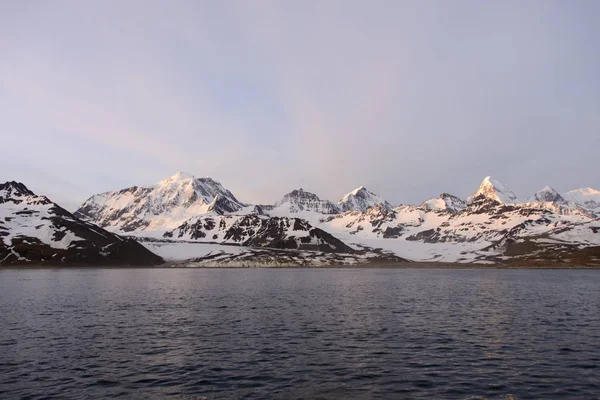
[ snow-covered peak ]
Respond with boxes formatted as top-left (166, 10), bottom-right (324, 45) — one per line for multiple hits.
top-left (348, 186), bottom-right (365, 196)
top-left (338, 186), bottom-right (392, 212)
top-left (469, 176), bottom-right (519, 204)
top-left (157, 171), bottom-right (196, 185)
top-left (0, 181), bottom-right (51, 206)
top-left (563, 187), bottom-right (600, 211)
top-left (0, 181), bottom-right (35, 198)
top-left (277, 188), bottom-right (318, 204)
top-left (75, 173), bottom-right (247, 232)
top-left (273, 189), bottom-right (340, 215)
top-left (420, 193), bottom-right (466, 212)
top-left (528, 185), bottom-right (565, 204)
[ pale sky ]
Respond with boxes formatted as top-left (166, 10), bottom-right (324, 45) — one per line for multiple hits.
top-left (1, 0), bottom-right (599, 210)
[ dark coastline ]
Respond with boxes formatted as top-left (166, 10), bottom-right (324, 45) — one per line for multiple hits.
top-left (2, 261), bottom-right (600, 269)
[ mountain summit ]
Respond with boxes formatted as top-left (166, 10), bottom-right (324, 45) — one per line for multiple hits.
top-left (274, 189), bottom-right (340, 214)
top-left (338, 186), bottom-right (392, 212)
top-left (528, 185), bottom-right (565, 204)
top-left (158, 171), bottom-right (196, 184)
top-left (420, 193), bottom-right (466, 212)
top-left (75, 172), bottom-right (246, 232)
top-left (562, 187), bottom-right (600, 212)
top-left (469, 176), bottom-right (519, 204)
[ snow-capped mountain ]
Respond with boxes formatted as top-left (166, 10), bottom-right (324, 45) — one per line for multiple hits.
top-left (468, 176), bottom-right (520, 204)
top-left (338, 186), bottom-right (392, 212)
top-left (528, 185), bottom-right (566, 204)
top-left (0, 181), bottom-right (163, 265)
top-left (75, 172), bottom-right (247, 233)
top-left (269, 189), bottom-right (341, 215)
top-left (467, 176), bottom-right (519, 204)
top-left (563, 187), bottom-right (600, 212)
top-left (165, 214), bottom-right (354, 253)
top-left (68, 172), bottom-right (600, 265)
top-left (322, 191), bottom-right (600, 264)
top-left (420, 193), bottom-right (466, 213)
top-left (522, 186), bottom-right (594, 217)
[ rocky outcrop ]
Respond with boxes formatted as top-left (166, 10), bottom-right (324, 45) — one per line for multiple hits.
top-left (0, 181), bottom-right (163, 266)
top-left (165, 214), bottom-right (355, 253)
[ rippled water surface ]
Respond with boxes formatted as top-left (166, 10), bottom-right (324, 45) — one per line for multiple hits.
top-left (1, 268), bottom-right (599, 399)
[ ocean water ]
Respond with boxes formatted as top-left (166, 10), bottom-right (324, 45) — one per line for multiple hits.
top-left (0, 268), bottom-right (599, 399)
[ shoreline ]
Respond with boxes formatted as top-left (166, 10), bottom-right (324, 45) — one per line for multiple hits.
top-left (2, 261), bottom-right (600, 270)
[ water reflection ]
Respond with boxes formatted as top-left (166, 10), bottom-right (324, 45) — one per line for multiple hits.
top-left (0, 268), bottom-right (599, 399)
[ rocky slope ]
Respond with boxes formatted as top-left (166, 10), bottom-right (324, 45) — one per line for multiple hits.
top-left (0, 182), bottom-right (163, 266)
top-left (164, 214), bottom-right (354, 253)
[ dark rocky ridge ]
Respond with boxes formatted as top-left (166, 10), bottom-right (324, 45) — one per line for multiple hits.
top-left (166, 215), bottom-right (355, 253)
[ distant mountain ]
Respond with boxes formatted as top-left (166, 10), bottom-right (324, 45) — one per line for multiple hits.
top-left (270, 189), bottom-right (341, 215)
top-left (0, 181), bottom-right (163, 266)
top-left (64, 172), bottom-right (600, 265)
top-left (420, 193), bottom-right (466, 213)
top-left (468, 176), bottom-right (519, 204)
top-left (75, 172), bottom-right (247, 232)
top-left (563, 187), bottom-right (600, 212)
top-left (528, 185), bottom-right (566, 204)
top-left (338, 186), bottom-right (392, 212)
top-left (323, 186), bottom-right (600, 264)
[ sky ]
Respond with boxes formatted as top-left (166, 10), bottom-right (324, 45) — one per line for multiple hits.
top-left (1, 0), bottom-right (599, 211)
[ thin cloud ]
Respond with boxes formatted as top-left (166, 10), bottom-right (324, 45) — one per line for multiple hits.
top-left (1, 0), bottom-right (598, 207)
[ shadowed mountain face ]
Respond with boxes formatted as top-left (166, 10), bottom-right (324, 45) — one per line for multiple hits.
top-left (528, 186), bottom-right (566, 204)
top-left (0, 182), bottom-right (163, 266)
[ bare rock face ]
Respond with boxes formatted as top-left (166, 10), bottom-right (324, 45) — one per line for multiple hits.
top-left (0, 181), bottom-right (163, 266)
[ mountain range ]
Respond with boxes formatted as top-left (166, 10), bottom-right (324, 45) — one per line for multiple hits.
top-left (2, 172), bottom-right (599, 266)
